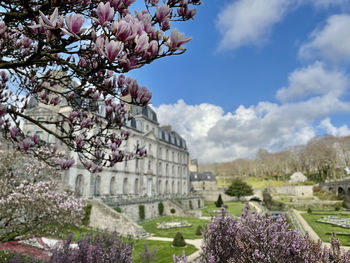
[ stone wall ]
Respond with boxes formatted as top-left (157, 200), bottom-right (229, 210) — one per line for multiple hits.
top-left (87, 200), bottom-right (147, 238)
top-left (197, 190), bottom-right (234, 202)
top-left (269, 186), bottom-right (313, 197)
top-left (103, 195), bottom-right (204, 222)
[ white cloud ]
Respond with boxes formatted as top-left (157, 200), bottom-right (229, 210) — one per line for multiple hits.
top-left (319, 118), bottom-right (350, 137)
top-left (215, 0), bottom-right (349, 51)
top-left (299, 14), bottom-right (350, 62)
top-left (215, 0), bottom-right (292, 50)
top-left (276, 61), bottom-right (348, 102)
top-left (154, 65), bottom-right (350, 163)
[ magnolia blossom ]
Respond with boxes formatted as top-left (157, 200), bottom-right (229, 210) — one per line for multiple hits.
top-left (166, 28), bottom-right (192, 50)
top-left (63, 14), bottom-right (85, 37)
top-left (97, 2), bottom-right (115, 25)
top-left (156, 5), bottom-right (171, 23)
top-left (0, 0), bottom-right (201, 171)
top-left (105, 40), bottom-right (124, 63)
top-left (38, 8), bottom-right (63, 30)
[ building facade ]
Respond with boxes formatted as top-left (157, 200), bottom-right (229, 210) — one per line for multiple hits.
top-left (23, 100), bottom-right (190, 199)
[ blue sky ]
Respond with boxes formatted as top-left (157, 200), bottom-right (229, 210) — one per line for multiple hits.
top-left (131, 0), bottom-right (350, 163)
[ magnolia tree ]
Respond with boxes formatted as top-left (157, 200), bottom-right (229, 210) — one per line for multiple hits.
top-left (173, 205), bottom-right (350, 263)
top-left (0, 0), bottom-right (201, 171)
top-left (0, 150), bottom-right (84, 242)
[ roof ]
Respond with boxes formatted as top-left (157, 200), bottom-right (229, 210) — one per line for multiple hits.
top-left (190, 172), bottom-right (216, 182)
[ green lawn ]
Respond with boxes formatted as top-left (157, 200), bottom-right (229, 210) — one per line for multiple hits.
top-left (132, 239), bottom-right (197, 263)
top-left (301, 211), bottom-right (350, 246)
top-left (139, 216), bottom-right (209, 239)
top-left (0, 226), bottom-right (197, 263)
top-left (201, 201), bottom-right (247, 217)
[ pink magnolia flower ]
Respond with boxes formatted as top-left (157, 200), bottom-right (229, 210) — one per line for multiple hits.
top-left (0, 104), bottom-right (6, 117)
top-left (97, 2), bottom-right (115, 25)
top-left (62, 14), bottom-right (85, 37)
top-left (61, 159), bottom-right (75, 169)
top-left (137, 86), bottom-right (152, 105)
top-left (0, 20), bottom-right (6, 35)
top-left (134, 33), bottom-right (149, 54)
top-left (105, 40), bottom-right (124, 63)
top-left (32, 133), bottom-right (40, 145)
top-left (113, 20), bottom-right (133, 42)
top-left (95, 36), bottom-right (105, 56)
top-left (21, 138), bottom-right (32, 151)
top-left (165, 28), bottom-right (192, 50)
top-left (10, 127), bottom-right (18, 139)
top-left (39, 8), bottom-right (63, 30)
top-left (156, 5), bottom-right (171, 23)
top-left (76, 135), bottom-right (84, 148)
top-left (147, 40), bottom-right (159, 58)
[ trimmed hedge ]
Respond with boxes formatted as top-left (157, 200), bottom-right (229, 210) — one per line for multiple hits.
top-left (158, 202), bottom-right (164, 216)
top-left (173, 232), bottom-right (186, 247)
top-left (82, 204), bottom-right (92, 226)
top-left (139, 205), bottom-right (145, 220)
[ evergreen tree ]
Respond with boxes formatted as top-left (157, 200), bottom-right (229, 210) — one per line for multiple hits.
top-left (215, 194), bottom-right (224, 208)
top-left (225, 178), bottom-right (253, 200)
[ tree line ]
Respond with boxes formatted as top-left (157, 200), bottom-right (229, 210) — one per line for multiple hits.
top-left (200, 135), bottom-right (350, 183)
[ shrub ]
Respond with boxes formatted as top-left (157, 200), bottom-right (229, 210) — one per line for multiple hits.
top-left (174, 204), bottom-right (350, 263)
top-left (170, 208), bottom-right (176, 214)
top-left (158, 202), bottom-right (164, 216)
top-left (195, 225), bottom-right (203, 236)
top-left (313, 185), bottom-right (321, 192)
top-left (114, 206), bottom-right (122, 213)
top-left (51, 232), bottom-right (133, 263)
top-left (335, 204), bottom-right (341, 211)
top-left (307, 207), bottom-right (312, 214)
top-left (82, 204), bottom-right (92, 226)
top-left (139, 205), bottom-right (145, 220)
top-left (189, 200), bottom-right (193, 210)
top-left (172, 232), bottom-right (186, 247)
top-left (215, 194), bottom-right (223, 208)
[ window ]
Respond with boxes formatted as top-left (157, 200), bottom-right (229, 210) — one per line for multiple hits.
top-left (146, 124), bottom-right (149, 131)
top-left (136, 158), bottom-right (139, 169)
top-left (166, 164), bottom-right (169, 176)
top-left (148, 160), bottom-right (151, 170)
top-left (148, 144), bottom-right (151, 153)
top-left (36, 131), bottom-right (43, 138)
top-left (166, 149), bottom-right (169, 160)
top-left (37, 117), bottom-right (45, 121)
top-left (172, 152), bottom-right (174, 161)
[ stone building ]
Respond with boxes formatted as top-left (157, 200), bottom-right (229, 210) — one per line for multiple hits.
top-left (190, 171), bottom-right (218, 191)
top-left (22, 98), bottom-right (190, 199)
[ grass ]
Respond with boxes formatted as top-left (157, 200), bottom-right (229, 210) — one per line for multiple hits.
top-left (201, 201), bottom-right (246, 217)
top-left (139, 216), bottom-right (209, 239)
top-left (132, 239), bottom-right (197, 263)
top-left (0, 226), bottom-right (197, 263)
top-left (301, 211), bottom-right (350, 246)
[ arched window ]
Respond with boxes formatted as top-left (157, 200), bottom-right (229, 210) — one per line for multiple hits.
top-left (123, 178), bottom-right (128, 194)
top-left (75, 174), bottom-right (84, 197)
top-left (134, 178), bottom-right (139, 194)
top-left (94, 175), bottom-right (101, 196)
top-left (177, 182), bottom-right (180, 194)
top-left (110, 177), bottom-right (116, 195)
top-left (171, 181), bottom-right (175, 194)
top-left (165, 180), bottom-right (169, 194)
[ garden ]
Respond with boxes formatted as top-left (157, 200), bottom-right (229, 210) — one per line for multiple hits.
top-left (302, 211), bottom-right (350, 246)
top-left (200, 201), bottom-right (246, 217)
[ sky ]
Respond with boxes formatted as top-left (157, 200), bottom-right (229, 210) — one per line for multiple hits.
top-left (130, 0), bottom-right (350, 163)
